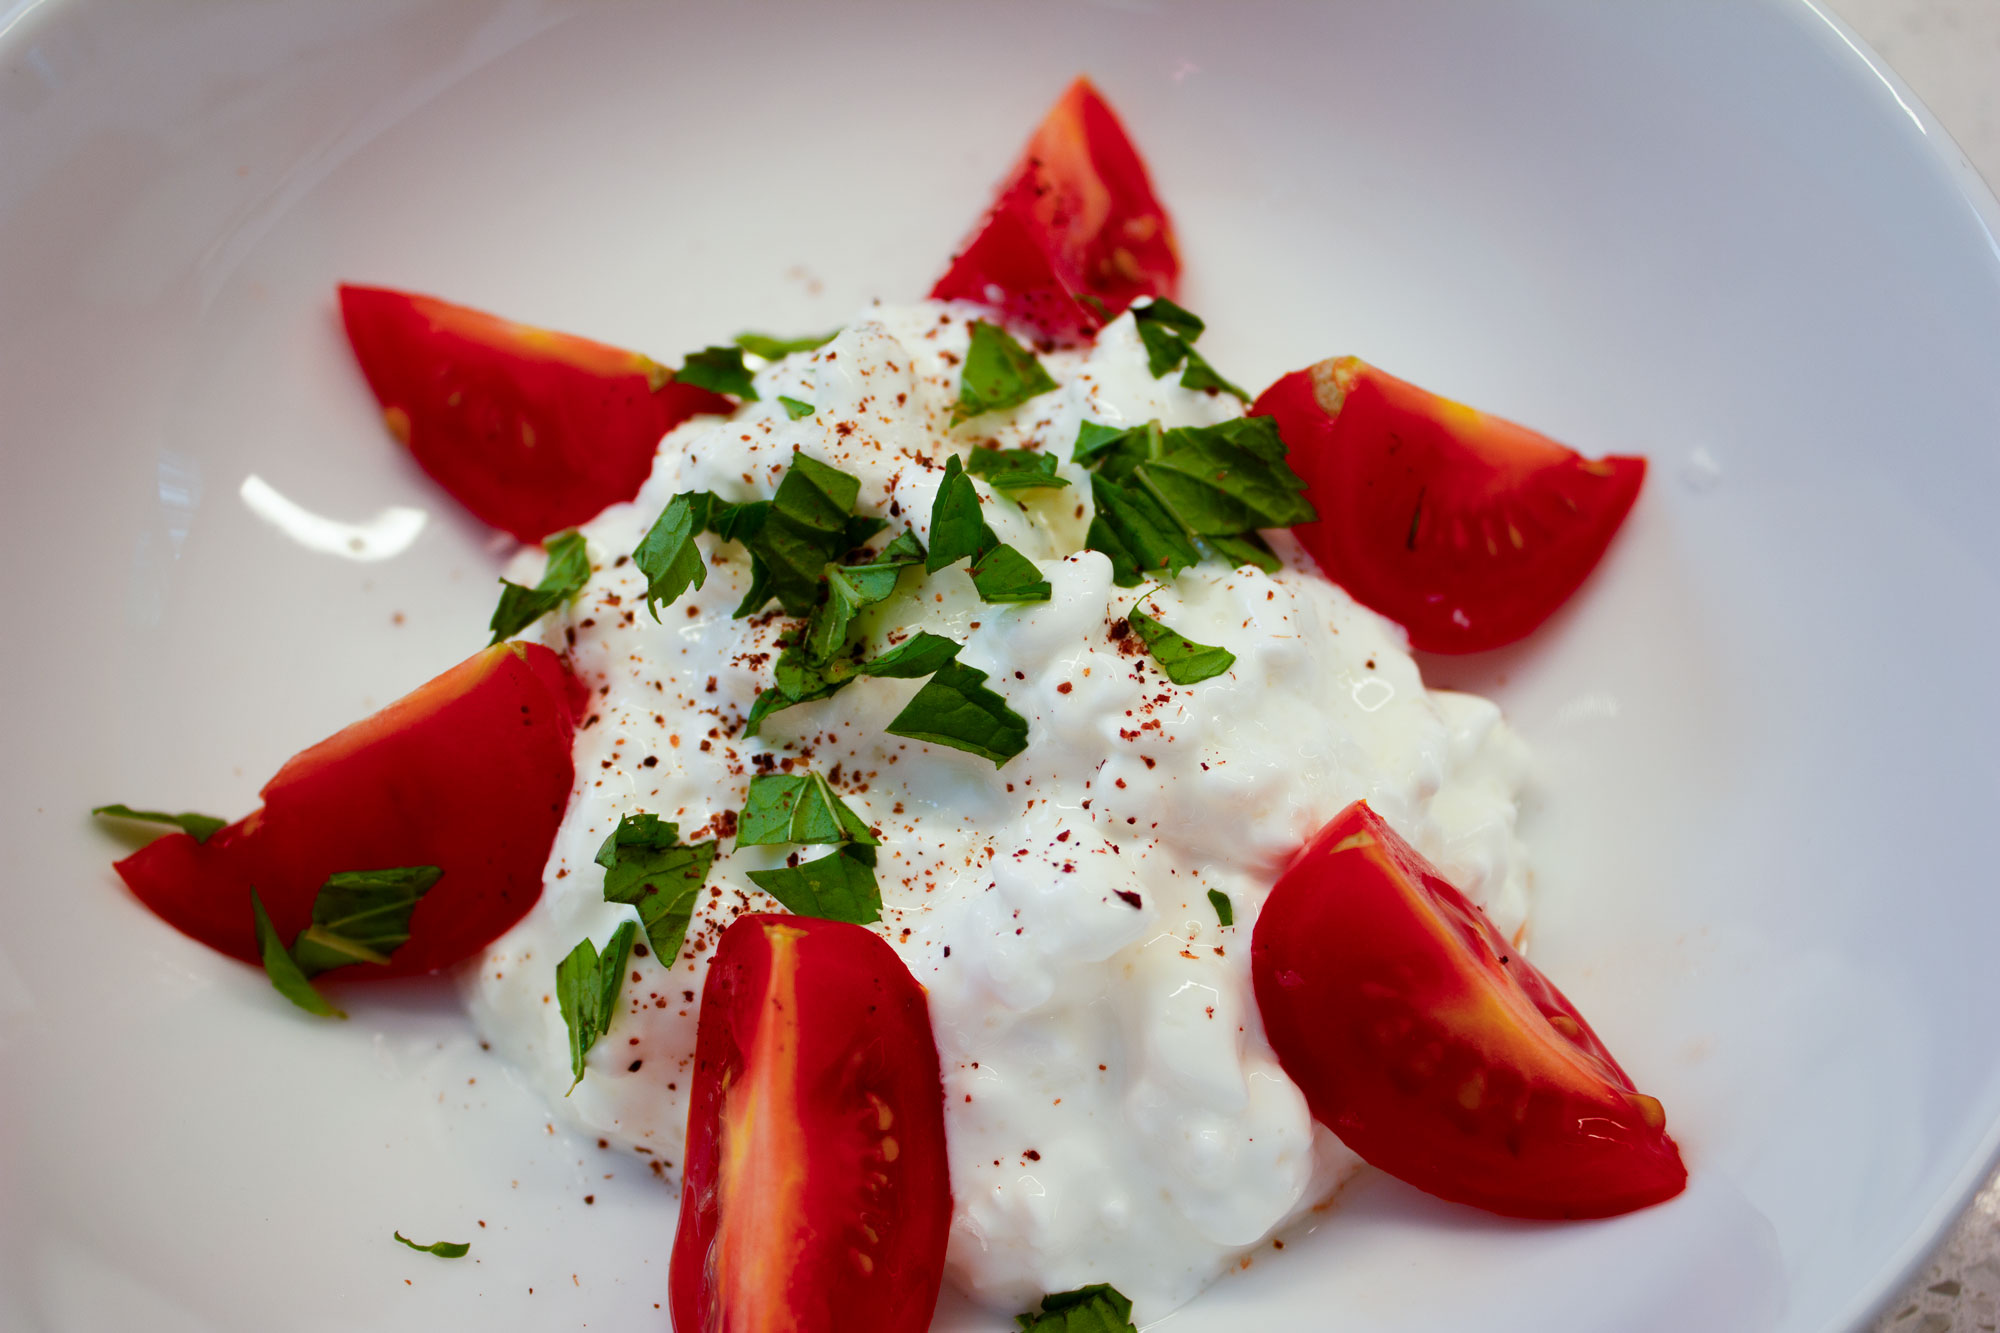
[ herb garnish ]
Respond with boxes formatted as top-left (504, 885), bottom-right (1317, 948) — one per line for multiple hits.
top-left (748, 848), bottom-right (882, 925)
top-left (91, 804), bottom-right (225, 844)
top-left (886, 659), bottom-right (1031, 766)
top-left (1207, 888), bottom-right (1235, 927)
top-left (1073, 416), bottom-right (1313, 585)
top-left (801, 528), bottom-right (925, 663)
top-left (556, 920), bottom-right (638, 1092)
top-left (737, 771), bottom-right (878, 851)
top-left (1015, 1284), bottom-right (1139, 1333)
top-left (392, 1232), bottom-right (470, 1259)
top-left (966, 447), bottom-right (1069, 493)
top-left (1131, 299), bottom-right (1249, 401)
top-left (952, 320), bottom-right (1058, 425)
top-left (1128, 603), bottom-right (1237, 685)
top-left (734, 330), bottom-right (839, 360)
top-left (290, 866), bottom-right (443, 975)
top-left (488, 528), bottom-right (590, 644)
top-left (677, 345), bottom-right (760, 400)
top-left (596, 814), bottom-right (718, 963)
top-left (252, 889), bottom-right (344, 1019)
top-left (778, 395), bottom-right (817, 420)
top-left (927, 455), bottom-right (1051, 604)
top-left (744, 629), bottom-right (963, 736)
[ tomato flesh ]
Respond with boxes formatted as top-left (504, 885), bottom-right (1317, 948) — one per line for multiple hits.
top-left (113, 643), bottom-right (584, 977)
top-left (339, 285), bottom-right (732, 542)
top-left (931, 77), bottom-right (1178, 340)
top-left (672, 915), bottom-right (950, 1333)
top-left (1253, 358), bottom-right (1645, 653)
top-left (1251, 801), bottom-right (1686, 1219)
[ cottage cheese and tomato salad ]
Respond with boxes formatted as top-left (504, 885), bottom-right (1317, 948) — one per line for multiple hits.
top-left (95, 78), bottom-right (1679, 1331)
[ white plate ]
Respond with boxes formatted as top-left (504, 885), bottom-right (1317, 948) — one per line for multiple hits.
top-left (5, 2), bottom-right (1999, 1329)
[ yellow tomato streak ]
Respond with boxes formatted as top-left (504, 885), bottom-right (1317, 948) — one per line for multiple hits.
top-left (713, 925), bottom-right (810, 1333)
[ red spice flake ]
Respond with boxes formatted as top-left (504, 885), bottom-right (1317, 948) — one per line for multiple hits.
top-left (1057, 681), bottom-right (1073, 695)
top-left (1114, 890), bottom-right (1142, 909)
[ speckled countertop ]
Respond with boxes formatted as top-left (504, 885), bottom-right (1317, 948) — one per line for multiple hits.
top-left (1819, 3), bottom-right (2000, 1330)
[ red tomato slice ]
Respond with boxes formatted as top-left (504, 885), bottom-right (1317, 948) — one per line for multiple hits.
top-left (113, 643), bottom-right (584, 977)
top-left (1253, 358), bottom-right (1646, 653)
top-left (671, 914), bottom-right (950, 1333)
top-left (931, 76), bottom-right (1179, 340)
top-left (338, 285), bottom-right (732, 543)
top-left (1251, 801), bottom-right (1686, 1219)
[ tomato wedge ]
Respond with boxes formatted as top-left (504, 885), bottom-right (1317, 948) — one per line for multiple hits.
top-left (339, 285), bottom-right (732, 543)
top-left (1251, 801), bottom-right (1686, 1219)
top-left (113, 643), bottom-right (584, 977)
top-left (671, 914), bottom-right (950, 1333)
top-left (931, 76), bottom-right (1178, 340)
top-left (1253, 358), bottom-right (1645, 653)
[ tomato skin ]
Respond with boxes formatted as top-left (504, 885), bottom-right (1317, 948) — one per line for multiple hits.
top-left (1253, 359), bottom-right (1646, 653)
top-left (1251, 801), bottom-right (1686, 1220)
top-left (113, 643), bottom-right (584, 977)
top-left (931, 77), bottom-right (1178, 340)
top-left (339, 285), bottom-right (732, 542)
top-left (671, 915), bottom-right (950, 1333)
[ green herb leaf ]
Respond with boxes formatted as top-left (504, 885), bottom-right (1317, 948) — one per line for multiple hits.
top-left (805, 557), bottom-right (909, 663)
top-left (556, 920), bottom-right (638, 1092)
top-left (858, 630), bottom-right (963, 679)
top-left (1015, 1284), bottom-right (1138, 1333)
top-left (1087, 472), bottom-right (1198, 585)
top-left (967, 447), bottom-right (1069, 493)
top-left (1131, 299), bottom-right (1248, 402)
top-left (291, 866), bottom-right (443, 976)
top-left (1138, 418), bottom-right (1314, 533)
top-left (886, 660), bottom-right (1030, 766)
top-left (952, 320), bottom-right (1058, 426)
top-left (1128, 604), bottom-right (1237, 685)
top-left (91, 804), bottom-right (226, 844)
top-left (777, 395), bottom-right (817, 420)
top-left (970, 543), bottom-right (1052, 603)
top-left (678, 345), bottom-right (760, 400)
top-left (597, 814), bottom-right (718, 964)
top-left (1071, 420), bottom-right (1139, 468)
top-left (925, 455), bottom-right (1050, 604)
top-left (734, 330), bottom-right (838, 360)
top-left (393, 1232), bottom-right (470, 1259)
top-left (1178, 345), bottom-right (1249, 401)
top-left (1207, 888), bottom-right (1235, 927)
top-left (251, 890), bottom-right (344, 1019)
top-left (879, 528), bottom-right (927, 565)
top-left (737, 771), bottom-right (877, 850)
top-left (747, 846), bottom-right (882, 924)
top-left (488, 529), bottom-right (591, 644)
top-left (634, 491), bottom-right (722, 619)
top-left (731, 452), bottom-right (870, 618)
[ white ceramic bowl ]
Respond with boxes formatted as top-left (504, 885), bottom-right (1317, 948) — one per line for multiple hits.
top-left (5, 2), bottom-right (1999, 1329)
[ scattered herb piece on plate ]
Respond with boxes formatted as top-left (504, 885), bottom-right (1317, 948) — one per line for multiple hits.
top-left (556, 920), bottom-right (638, 1092)
top-left (487, 528), bottom-right (591, 644)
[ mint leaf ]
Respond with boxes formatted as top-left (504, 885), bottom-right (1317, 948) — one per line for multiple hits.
top-left (252, 890), bottom-right (343, 1019)
top-left (1087, 472), bottom-right (1198, 585)
top-left (1208, 888), bottom-right (1235, 927)
top-left (92, 804), bottom-right (225, 844)
top-left (392, 1232), bottom-right (470, 1259)
top-left (291, 865), bottom-right (442, 976)
top-left (1131, 299), bottom-right (1248, 402)
top-left (1072, 420), bottom-right (1140, 468)
top-left (778, 395), bottom-right (816, 420)
top-left (597, 814), bottom-right (718, 964)
top-left (556, 920), bottom-right (638, 1092)
top-left (748, 846), bottom-right (882, 925)
top-left (926, 455), bottom-right (1050, 604)
top-left (634, 490), bottom-right (722, 619)
top-left (952, 320), bottom-right (1058, 425)
top-left (886, 660), bottom-right (1029, 766)
top-left (1015, 1284), bottom-right (1138, 1333)
top-left (967, 447), bottom-right (1069, 493)
top-left (729, 452), bottom-right (870, 618)
top-left (970, 543), bottom-right (1052, 603)
top-left (737, 771), bottom-right (877, 850)
top-left (678, 345), bottom-right (759, 400)
top-left (747, 628), bottom-right (967, 736)
top-left (1128, 605), bottom-right (1236, 685)
top-left (1178, 345), bottom-right (1248, 401)
top-left (859, 631), bottom-right (963, 678)
top-left (488, 528), bottom-right (591, 644)
top-left (734, 330), bottom-right (838, 360)
top-left (803, 539), bottom-right (921, 664)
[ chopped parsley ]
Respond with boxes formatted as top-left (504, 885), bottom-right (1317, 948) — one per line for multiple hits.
top-left (1131, 298), bottom-right (1249, 401)
top-left (966, 447), bottom-right (1069, 493)
top-left (952, 320), bottom-right (1058, 425)
top-left (487, 528), bottom-right (590, 644)
top-left (91, 804), bottom-right (225, 844)
top-left (734, 330), bottom-right (839, 360)
top-left (393, 1232), bottom-right (470, 1259)
top-left (676, 345), bottom-right (760, 400)
top-left (748, 847), bottom-right (882, 925)
top-left (926, 454), bottom-right (1051, 604)
top-left (1073, 416), bottom-right (1313, 585)
top-left (1015, 1284), bottom-right (1138, 1333)
top-left (886, 659), bottom-right (1030, 767)
top-left (737, 771), bottom-right (878, 851)
top-left (596, 813), bottom-right (718, 964)
top-left (778, 395), bottom-right (817, 420)
top-left (252, 889), bottom-right (343, 1019)
top-left (556, 920), bottom-right (638, 1092)
top-left (1207, 888), bottom-right (1235, 927)
top-left (1128, 603), bottom-right (1237, 685)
